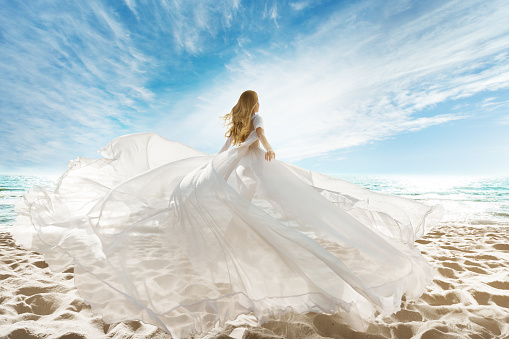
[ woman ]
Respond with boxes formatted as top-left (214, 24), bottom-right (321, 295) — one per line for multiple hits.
top-left (12, 90), bottom-right (442, 338)
top-left (219, 90), bottom-right (275, 162)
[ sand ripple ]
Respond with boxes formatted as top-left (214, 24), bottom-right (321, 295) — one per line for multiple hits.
top-left (2, 224), bottom-right (509, 338)
top-left (0, 233), bottom-right (167, 339)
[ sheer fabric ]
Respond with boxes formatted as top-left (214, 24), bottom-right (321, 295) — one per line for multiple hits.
top-left (12, 119), bottom-right (442, 338)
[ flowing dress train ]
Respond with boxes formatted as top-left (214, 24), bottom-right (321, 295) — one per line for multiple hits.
top-left (11, 114), bottom-right (443, 337)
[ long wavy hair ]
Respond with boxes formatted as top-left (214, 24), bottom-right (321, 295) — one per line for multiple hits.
top-left (222, 90), bottom-right (258, 146)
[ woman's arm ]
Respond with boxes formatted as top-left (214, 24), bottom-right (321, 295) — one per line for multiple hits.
top-left (256, 127), bottom-right (275, 161)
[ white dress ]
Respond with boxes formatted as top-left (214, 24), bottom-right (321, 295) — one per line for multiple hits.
top-left (12, 114), bottom-right (443, 338)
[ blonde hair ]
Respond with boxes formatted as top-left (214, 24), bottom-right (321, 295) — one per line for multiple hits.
top-left (222, 90), bottom-right (258, 146)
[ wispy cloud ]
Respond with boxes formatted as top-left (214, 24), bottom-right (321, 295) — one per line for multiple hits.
top-left (0, 0), bottom-right (280, 172)
top-left (0, 1), bottom-right (153, 170)
top-left (1, 0), bottom-right (508, 175)
top-left (290, 1), bottom-right (310, 11)
top-left (156, 0), bottom-right (509, 162)
top-left (123, 0), bottom-right (139, 19)
top-left (124, 0), bottom-right (244, 54)
top-left (263, 2), bottom-right (279, 27)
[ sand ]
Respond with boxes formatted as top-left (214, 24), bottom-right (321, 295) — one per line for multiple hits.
top-left (1, 224), bottom-right (509, 339)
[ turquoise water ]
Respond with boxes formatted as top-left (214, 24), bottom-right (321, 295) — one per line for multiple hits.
top-left (0, 174), bottom-right (57, 231)
top-left (1, 174), bottom-right (508, 231)
top-left (341, 175), bottom-right (509, 227)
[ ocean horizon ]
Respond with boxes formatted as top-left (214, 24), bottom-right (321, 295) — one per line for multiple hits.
top-left (1, 173), bottom-right (508, 233)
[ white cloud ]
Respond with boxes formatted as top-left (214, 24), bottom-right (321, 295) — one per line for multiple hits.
top-left (124, 0), bottom-right (138, 18)
top-left (155, 0), bottom-right (509, 161)
top-left (290, 2), bottom-right (310, 11)
top-left (2, 0), bottom-right (509, 173)
top-left (0, 1), bottom-right (153, 170)
top-left (131, 0), bottom-right (243, 54)
top-left (269, 3), bottom-right (279, 27)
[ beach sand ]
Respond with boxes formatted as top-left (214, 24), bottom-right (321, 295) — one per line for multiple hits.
top-left (1, 224), bottom-right (509, 339)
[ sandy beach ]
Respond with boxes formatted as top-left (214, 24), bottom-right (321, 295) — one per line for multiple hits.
top-left (1, 223), bottom-right (509, 339)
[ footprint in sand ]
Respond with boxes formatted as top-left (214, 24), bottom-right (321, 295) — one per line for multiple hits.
top-left (4, 328), bottom-right (39, 339)
top-left (492, 244), bottom-right (509, 251)
top-left (0, 273), bottom-right (13, 280)
top-left (392, 308), bottom-right (423, 322)
top-left (471, 290), bottom-right (509, 309)
top-left (310, 314), bottom-right (359, 338)
top-left (463, 259), bottom-right (484, 268)
top-left (23, 293), bottom-right (62, 316)
top-left (464, 266), bottom-right (488, 274)
top-left (437, 267), bottom-right (458, 279)
top-left (471, 291), bottom-right (490, 305)
top-left (433, 279), bottom-right (453, 290)
top-left (441, 261), bottom-right (464, 271)
top-left (433, 256), bottom-right (454, 262)
top-left (491, 295), bottom-right (509, 309)
top-left (486, 281), bottom-right (509, 290)
top-left (16, 284), bottom-right (64, 296)
top-left (420, 291), bottom-right (461, 306)
top-left (32, 260), bottom-right (49, 269)
top-left (468, 316), bottom-right (502, 336)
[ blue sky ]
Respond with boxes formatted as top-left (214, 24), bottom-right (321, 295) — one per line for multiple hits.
top-left (1, 0), bottom-right (508, 176)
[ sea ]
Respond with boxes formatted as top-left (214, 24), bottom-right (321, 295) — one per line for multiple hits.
top-left (1, 174), bottom-right (508, 232)
top-left (0, 174), bottom-right (57, 232)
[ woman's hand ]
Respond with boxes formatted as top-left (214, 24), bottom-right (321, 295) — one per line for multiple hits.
top-left (256, 127), bottom-right (275, 161)
top-left (265, 149), bottom-right (275, 161)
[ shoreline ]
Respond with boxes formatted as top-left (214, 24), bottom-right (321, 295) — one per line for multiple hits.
top-left (1, 223), bottom-right (509, 338)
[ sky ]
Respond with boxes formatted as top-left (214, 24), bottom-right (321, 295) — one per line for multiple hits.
top-left (1, 0), bottom-right (508, 176)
